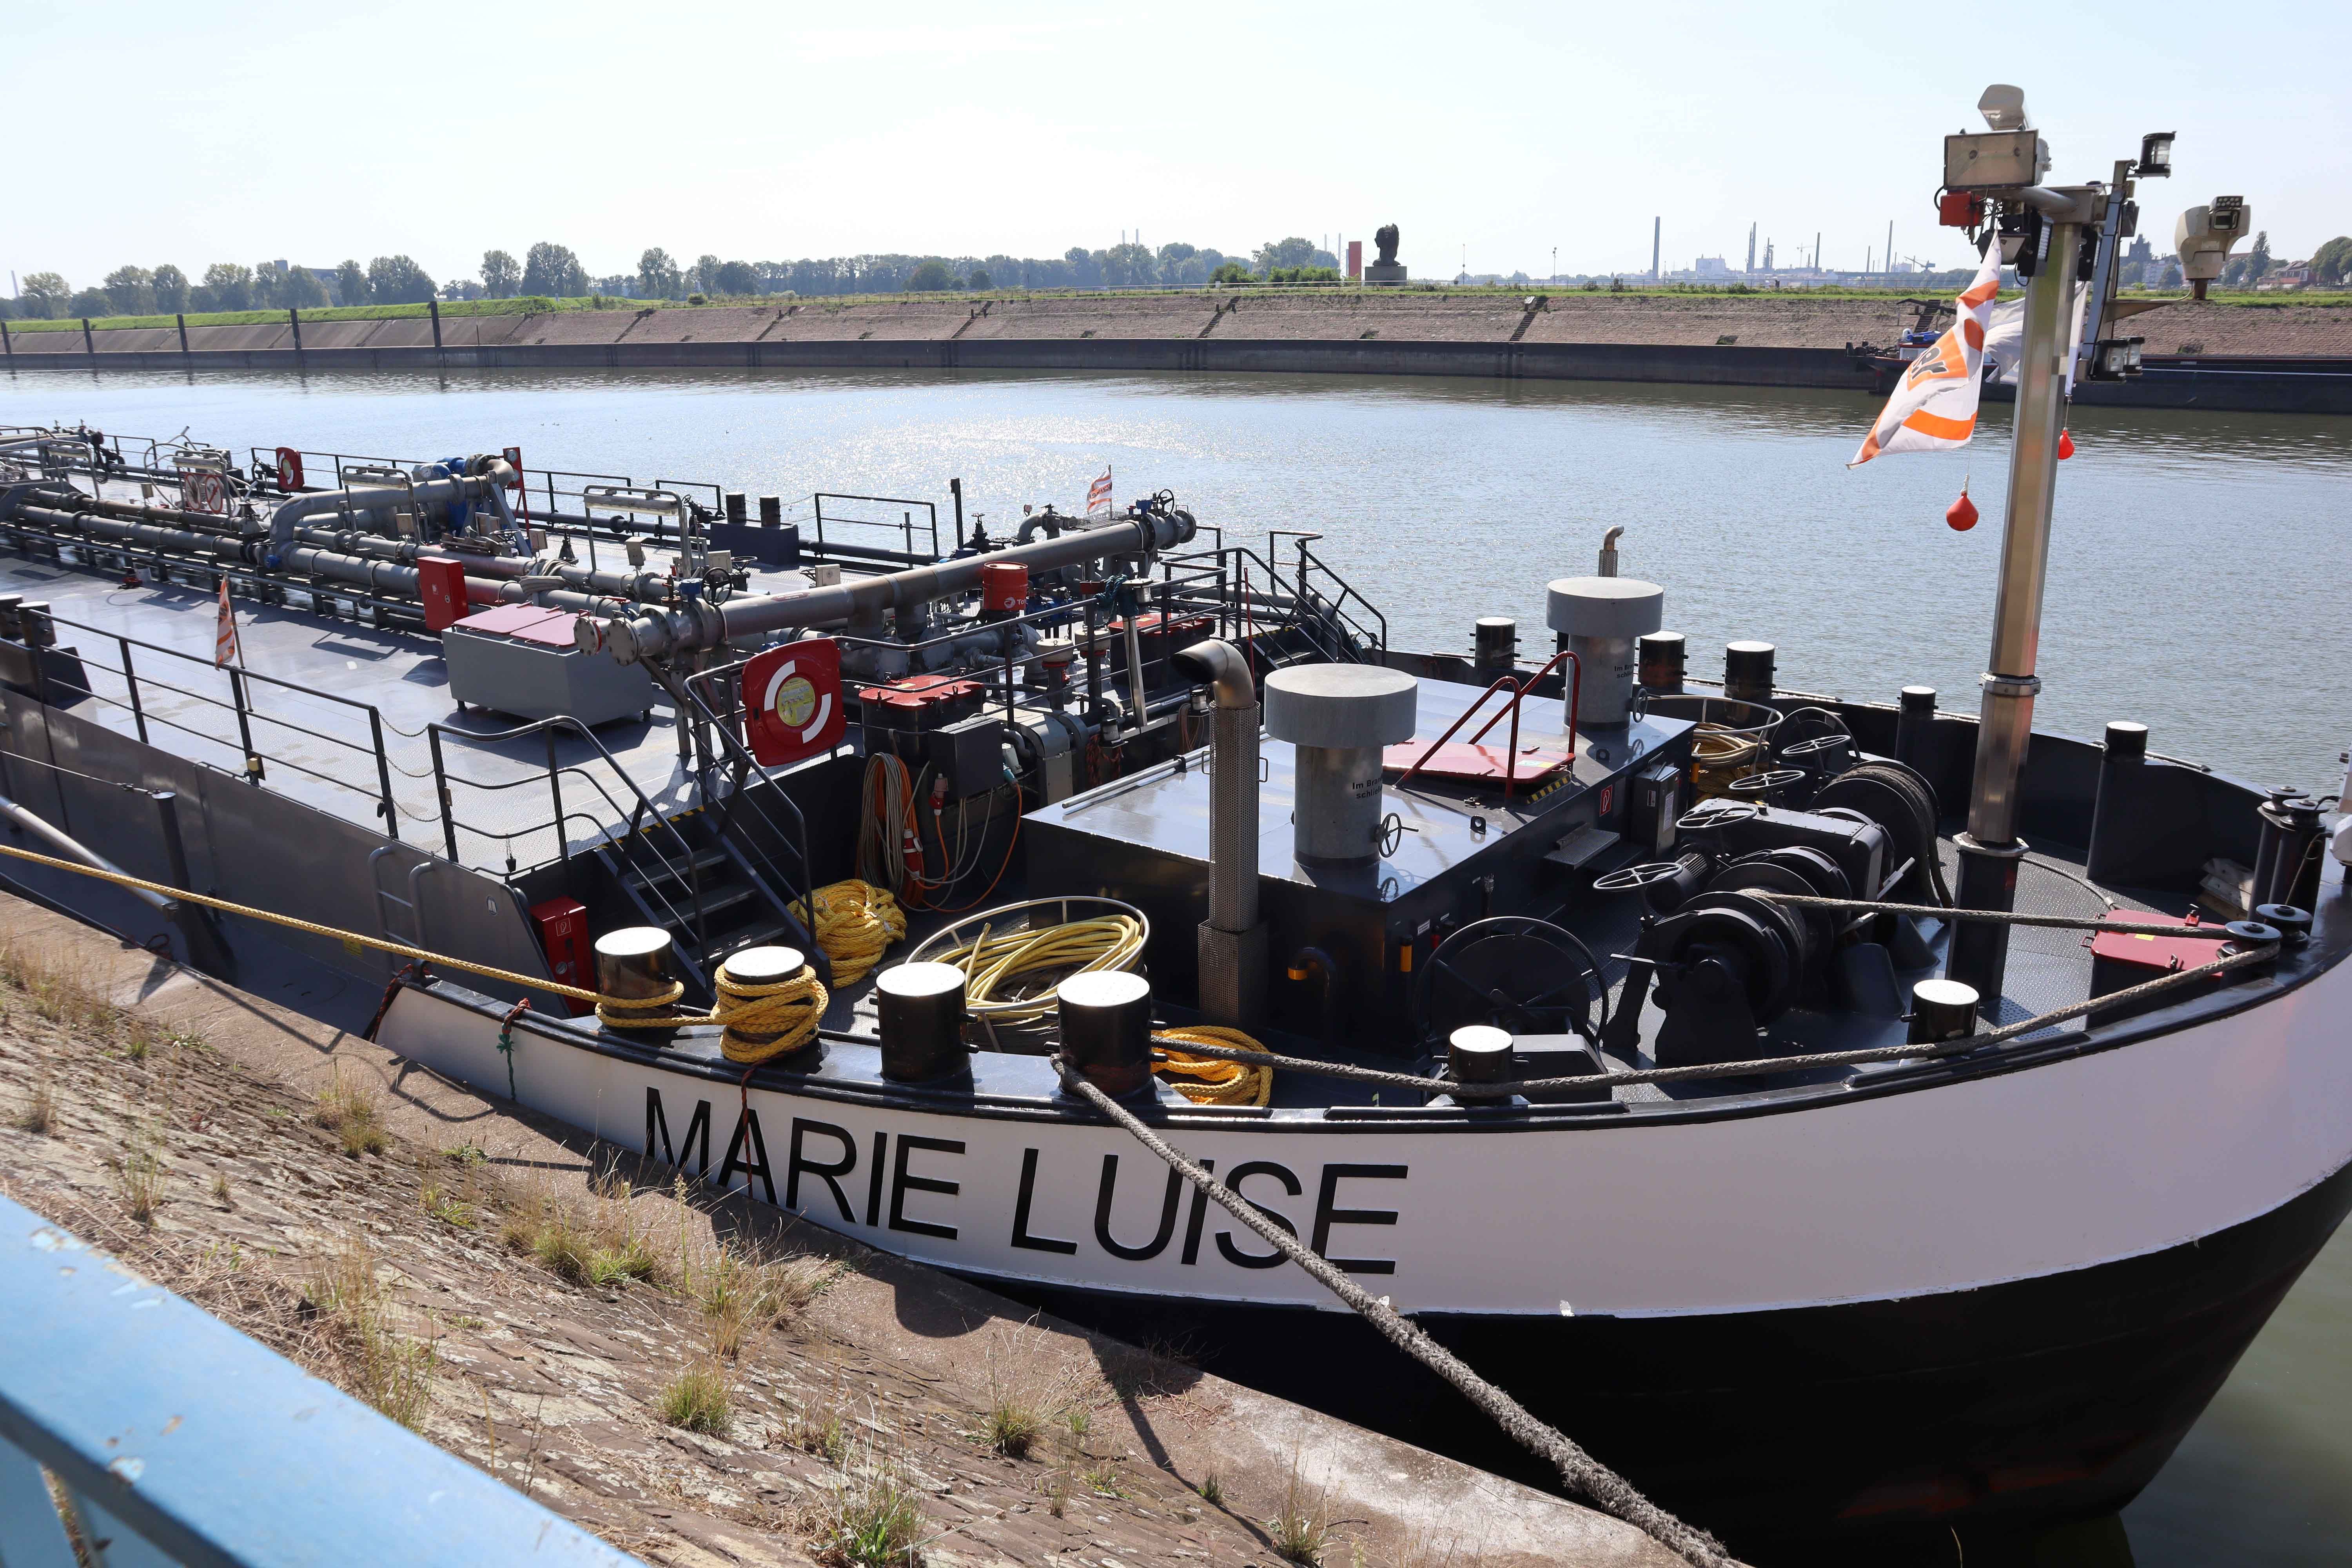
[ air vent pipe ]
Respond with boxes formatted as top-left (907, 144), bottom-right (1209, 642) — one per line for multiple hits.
top-left (1172, 638), bottom-right (1267, 1025)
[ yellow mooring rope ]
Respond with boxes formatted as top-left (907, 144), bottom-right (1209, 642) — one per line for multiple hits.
top-left (791, 878), bottom-right (907, 985)
top-left (1153, 1025), bottom-right (1274, 1106)
top-left (0, 840), bottom-right (832, 1062)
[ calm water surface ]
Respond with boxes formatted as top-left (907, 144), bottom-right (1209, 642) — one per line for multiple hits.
top-left (5, 365), bottom-right (2348, 1563)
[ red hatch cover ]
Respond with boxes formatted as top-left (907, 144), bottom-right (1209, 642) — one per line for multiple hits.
top-left (453, 603), bottom-right (564, 638)
top-left (508, 612), bottom-right (586, 648)
top-left (1383, 739), bottom-right (1575, 782)
top-left (2089, 909), bottom-right (2216, 976)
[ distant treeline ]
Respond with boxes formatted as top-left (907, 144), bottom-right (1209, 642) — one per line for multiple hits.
top-left (2, 238), bottom-right (1347, 319)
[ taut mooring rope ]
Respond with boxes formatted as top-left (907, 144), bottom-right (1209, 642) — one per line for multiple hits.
top-left (1052, 1058), bottom-right (1732, 1568)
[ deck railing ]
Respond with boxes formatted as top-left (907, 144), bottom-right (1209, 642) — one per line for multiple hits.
top-left (45, 612), bottom-right (401, 835)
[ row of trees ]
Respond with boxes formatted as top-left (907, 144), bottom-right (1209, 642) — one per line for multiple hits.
top-left (3, 254), bottom-right (442, 319)
top-left (4, 235), bottom-right (1356, 318)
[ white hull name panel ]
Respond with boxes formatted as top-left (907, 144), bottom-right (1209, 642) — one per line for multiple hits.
top-left (377, 955), bottom-right (2352, 1320)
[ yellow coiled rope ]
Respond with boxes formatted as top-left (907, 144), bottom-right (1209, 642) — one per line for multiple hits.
top-left (792, 879), bottom-right (908, 985)
top-left (593, 956), bottom-right (829, 1065)
top-left (1153, 1025), bottom-right (1273, 1106)
top-left (931, 915), bottom-right (1147, 1027)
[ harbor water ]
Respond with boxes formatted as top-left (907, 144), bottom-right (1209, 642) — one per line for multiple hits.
top-left (3, 365), bottom-right (2348, 1564)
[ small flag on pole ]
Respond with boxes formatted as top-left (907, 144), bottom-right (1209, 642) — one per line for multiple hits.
top-left (1086, 466), bottom-right (1114, 519)
top-left (214, 579), bottom-right (242, 669)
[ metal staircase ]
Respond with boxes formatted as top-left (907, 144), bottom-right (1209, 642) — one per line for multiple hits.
top-left (593, 807), bottom-right (809, 995)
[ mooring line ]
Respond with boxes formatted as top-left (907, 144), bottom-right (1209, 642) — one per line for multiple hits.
top-left (1051, 1058), bottom-right (1733, 1566)
top-left (1148, 939), bottom-right (2275, 1098)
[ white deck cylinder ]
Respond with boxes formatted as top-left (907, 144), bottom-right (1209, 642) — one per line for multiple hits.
top-left (1546, 577), bottom-right (1665, 727)
top-left (1264, 664), bottom-right (1417, 864)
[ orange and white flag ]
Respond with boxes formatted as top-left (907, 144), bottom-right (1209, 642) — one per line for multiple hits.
top-left (214, 579), bottom-right (242, 669)
top-left (1849, 245), bottom-right (2005, 467)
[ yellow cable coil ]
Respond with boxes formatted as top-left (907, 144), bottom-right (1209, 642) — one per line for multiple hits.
top-left (792, 878), bottom-right (908, 985)
top-left (593, 958), bottom-right (829, 1065)
top-left (1691, 724), bottom-right (1766, 800)
top-left (1153, 1025), bottom-right (1273, 1106)
top-left (934, 915), bottom-right (1146, 1027)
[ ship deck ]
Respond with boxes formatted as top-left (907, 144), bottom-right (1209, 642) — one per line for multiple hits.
top-left (1, 475), bottom-right (827, 876)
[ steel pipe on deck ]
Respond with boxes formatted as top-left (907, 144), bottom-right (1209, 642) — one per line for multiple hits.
top-left (262, 456), bottom-right (519, 550)
top-left (580, 509), bottom-right (1196, 663)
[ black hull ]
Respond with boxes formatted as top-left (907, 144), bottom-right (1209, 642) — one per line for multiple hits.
top-left (990, 1156), bottom-right (2352, 1561)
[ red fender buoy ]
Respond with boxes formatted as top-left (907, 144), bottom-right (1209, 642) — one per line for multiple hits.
top-left (1946, 487), bottom-right (1979, 532)
top-left (2057, 428), bottom-right (2076, 459)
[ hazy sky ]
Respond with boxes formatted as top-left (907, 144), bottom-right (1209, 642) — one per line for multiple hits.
top-left (10, 0), bottom-right (2344, 290)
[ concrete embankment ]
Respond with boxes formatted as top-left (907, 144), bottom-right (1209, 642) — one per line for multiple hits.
top-left (0, 891), bottom-right (1686, 1568)
top-left (7, 291), bottom-right (2347, 406)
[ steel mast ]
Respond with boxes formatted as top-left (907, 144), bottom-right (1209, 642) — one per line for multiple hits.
top-left (1941, 91), bottom-right (2160, 1004)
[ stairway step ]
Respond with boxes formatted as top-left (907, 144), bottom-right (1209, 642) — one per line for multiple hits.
top-left (698, 921), bottom-right (802, 969)
top-left (622, 844), bottom-right (731, 887)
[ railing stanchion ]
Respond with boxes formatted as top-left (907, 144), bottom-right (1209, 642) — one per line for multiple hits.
top-left (428, 725), bottom-right (458, 862)
top-left (229, 668), bottom-right (260, 783)
top-left (120, 637), bottom-right (147, 744)
top-left (546, 730), bottom-right (568, 865)
top-left (370, 708), bottom-right (398, 839)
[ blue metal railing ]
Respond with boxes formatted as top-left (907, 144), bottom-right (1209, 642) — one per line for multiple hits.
top-left (0, 1193), bottom-right (641, 1568)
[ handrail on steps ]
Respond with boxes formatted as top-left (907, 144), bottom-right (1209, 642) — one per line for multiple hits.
top-left (1392, 646), bottom-right (1581, 800)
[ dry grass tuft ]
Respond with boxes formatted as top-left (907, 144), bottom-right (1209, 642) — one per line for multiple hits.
top-left (312, 1063), bottom-right (388, 1157)
top-left (499, 1174), bottom-right (665, 1290)
top-left (1268, 1456), bottom-right (1334, 1564)
top-left (698, 1246), bottom-right (839, 1358)
top-left (808, 1438), bottom-right (926, 1567)
top-left (980, 1330), bottom-right (1091, 1461)
top-left (209, 1170), bottom-right (232, 1207)
top-left (986, 1390), bottom-right (1045, 1459)
top-left (0, 942), bottom-right (117, 1031)
top-left (116, 1134), bottom-right (169, 1225)
top-left (420, 1176), bottom-right (479, 1230)
top-left (657, 1360), bottom-right (733, 1436)
top-left (11, 1071), bottom-right (55, 1136)
top-left (305, 1232), bottom-right (435, 1429)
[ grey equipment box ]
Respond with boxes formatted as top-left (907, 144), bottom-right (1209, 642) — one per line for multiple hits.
top-left (442, 603), bottom-right (658, 727)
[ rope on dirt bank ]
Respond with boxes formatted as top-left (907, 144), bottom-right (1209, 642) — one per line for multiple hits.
top-left (1051, 1058), bottom-right (1734, 1568)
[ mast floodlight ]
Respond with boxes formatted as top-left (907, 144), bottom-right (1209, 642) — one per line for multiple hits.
top-left (1977, 85), bottom-right (2029, 131)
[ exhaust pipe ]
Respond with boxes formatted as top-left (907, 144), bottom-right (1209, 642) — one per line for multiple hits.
top-left (1172, 639), bottom-right (1266, 1027)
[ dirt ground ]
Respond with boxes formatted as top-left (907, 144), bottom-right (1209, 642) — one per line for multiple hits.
top-left (0, 893), bottom-right (1682, 1568)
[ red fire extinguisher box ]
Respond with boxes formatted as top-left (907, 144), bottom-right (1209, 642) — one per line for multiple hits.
top-left (417, 556), bottom-right (469, 632)
top-left (530, 897), bottom-right (594, 1016)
